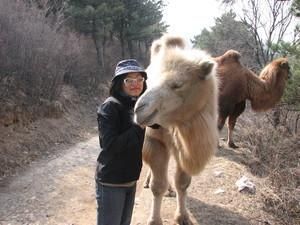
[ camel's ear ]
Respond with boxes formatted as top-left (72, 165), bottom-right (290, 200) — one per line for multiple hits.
top-left (151, 39), bottom-right (162, 57)
top-left (280, 60), bottom-right (289, 69)
top-left (198, 61), bottom-right (215, 80)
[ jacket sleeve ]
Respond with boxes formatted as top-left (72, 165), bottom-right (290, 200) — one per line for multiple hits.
top-left (97, 101), bottom-right (145, 154)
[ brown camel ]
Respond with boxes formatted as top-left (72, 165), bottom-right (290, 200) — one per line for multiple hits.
top-left (215, 50), bottom-right (291, 148)
top-left (134, 34), bottom-right (219, 225)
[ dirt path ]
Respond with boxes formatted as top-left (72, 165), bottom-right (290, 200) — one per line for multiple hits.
top-left (0, 134), bottom-right (276, 225)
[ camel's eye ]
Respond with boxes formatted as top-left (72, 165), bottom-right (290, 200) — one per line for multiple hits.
top-left (170, 82), bottom-right (183, 90)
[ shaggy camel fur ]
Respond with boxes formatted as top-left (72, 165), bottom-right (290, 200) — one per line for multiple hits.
top-left (215, 50), bottom-right (291, 148)
top-left (134, 34), bottom-right (219, 225)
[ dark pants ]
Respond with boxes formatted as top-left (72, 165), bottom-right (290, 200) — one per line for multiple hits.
top-left (95, 181), bottom-right (136, 225)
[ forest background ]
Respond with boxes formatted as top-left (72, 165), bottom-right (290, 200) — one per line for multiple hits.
top-left (0, 0), bottom-right (299, 224)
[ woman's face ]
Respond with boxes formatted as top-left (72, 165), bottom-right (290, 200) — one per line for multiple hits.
top-left (122, 72), bottom-right (145, 97)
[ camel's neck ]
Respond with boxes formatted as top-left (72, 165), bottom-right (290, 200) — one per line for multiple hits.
top-left (246, 70), bottom-right (267, 98)
top-left (246, 69), bottom-right (285, 111)
top-left (171, 108), bottom-right (218, 175)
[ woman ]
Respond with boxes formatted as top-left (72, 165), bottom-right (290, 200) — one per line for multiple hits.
top-left (95, 59), bottom-right (147, 225)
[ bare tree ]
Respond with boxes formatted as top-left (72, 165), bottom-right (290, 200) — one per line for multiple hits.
top-left (222, 0), bottom-right (295, 67)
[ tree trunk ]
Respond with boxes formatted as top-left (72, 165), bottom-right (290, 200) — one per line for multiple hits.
top-left (91, 20), bottom-right (104, 73)
top-left (128, 39), bottom-right (134, 58)
top-left (101, 35), bottom-right (107, 73)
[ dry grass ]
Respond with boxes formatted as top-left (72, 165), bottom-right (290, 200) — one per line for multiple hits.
top-left (0, 85), bottom-right (99, 178)
top-left (236, 106), bottom-right (300, 225)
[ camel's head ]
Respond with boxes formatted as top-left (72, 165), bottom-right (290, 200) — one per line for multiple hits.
top-left (134, 34), bottom-right (218, 127)
top-left (260, 58), bottom-right (291, 84)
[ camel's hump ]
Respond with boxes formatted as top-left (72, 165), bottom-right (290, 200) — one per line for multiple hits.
top-left (162, 35), bottom-right (186, 49)
top-left (151, 34), bottom-right (186, 56)
top-left (216, 50), bottom-right (241, 65)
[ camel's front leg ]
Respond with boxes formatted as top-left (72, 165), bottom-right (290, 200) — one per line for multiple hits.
top-left (217, 114), bottom-right (227, 148)
top-left (148, 163), bottom-right (169, 225)
top-left (143, 138), bottom-right (170, 225)
top-left (174, 165), bottom-right (193, 225)
top-left (144, 168), bottom-right (151, 188)
top-left (217, 115), bottom-right (226, 131)
top-left (227, 101), bottom-right (246, 148)
top-left (227, 115), bottom-right (238, 148)
top-left (144, 168), bottom-right (176, 197)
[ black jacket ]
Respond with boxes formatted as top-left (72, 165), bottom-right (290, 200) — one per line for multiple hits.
top-left (95, 94), bottom-right (145, 184)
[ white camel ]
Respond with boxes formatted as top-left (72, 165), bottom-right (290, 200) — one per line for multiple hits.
top-left (134, 34), bottom-right (219, 225)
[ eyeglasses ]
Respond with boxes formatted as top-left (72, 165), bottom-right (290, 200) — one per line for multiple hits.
top-left (123, 77), bottom-right (145, 86)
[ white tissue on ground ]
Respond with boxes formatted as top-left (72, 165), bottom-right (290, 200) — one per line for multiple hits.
top-left (235, 175), bottom-right (256, 193)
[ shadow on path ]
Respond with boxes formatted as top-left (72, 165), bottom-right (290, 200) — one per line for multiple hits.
top-left (187, 196), bottom-right (251, 225)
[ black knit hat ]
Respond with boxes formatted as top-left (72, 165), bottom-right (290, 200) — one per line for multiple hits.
top-left (112, 59), bottom-right (147, 81)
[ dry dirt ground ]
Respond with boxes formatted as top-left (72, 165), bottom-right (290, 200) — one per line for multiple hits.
top-left (0, 128), bottom-right (281, 225)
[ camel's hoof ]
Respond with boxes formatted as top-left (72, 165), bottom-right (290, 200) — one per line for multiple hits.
top-left (147, 218), bottom-right (163, 225)
top-left (228, 142), bottom-right (239, 149)
top-left (174, 214), bottom-right (193, 225)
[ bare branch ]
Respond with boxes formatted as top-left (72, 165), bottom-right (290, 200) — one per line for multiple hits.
top-left (231, 0), bottom-right (295, 65)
